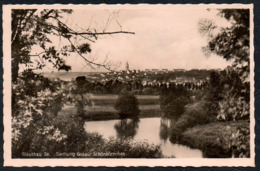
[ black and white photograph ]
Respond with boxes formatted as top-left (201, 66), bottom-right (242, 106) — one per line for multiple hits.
top-left (3, 4), bottom-right (254, 167)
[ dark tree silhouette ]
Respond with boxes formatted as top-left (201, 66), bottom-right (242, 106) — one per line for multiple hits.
top-left (115, 91), bottom-right (140, 118)
top-left (160, 86), bottom-right (190, 119)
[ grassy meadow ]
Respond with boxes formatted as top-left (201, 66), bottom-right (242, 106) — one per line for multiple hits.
top-left (60, 94), bottom-right (162, 120)
top-left (179, 120), bottom-right (250, 157)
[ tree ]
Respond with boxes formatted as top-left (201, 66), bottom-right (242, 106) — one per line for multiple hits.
top-left (115, 91), bottom-right (140, 118)
top-left (160, 86), bottom-right (190, 119)
top-left (12, 9), bottom-right (134, 83)
top-left (199, 9), bottom-right (250, 80)
top-left (11, 9), bottom-right (135, 157)
top-left (199, 9), bottom-right (250, 121)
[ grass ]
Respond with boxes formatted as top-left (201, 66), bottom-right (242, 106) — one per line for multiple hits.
top-left (61, 105), bottom-right (162, 121)
top-left (89, 94), bottom-right (160, 100)
top-left (88, 94), bottom-right (160, 106)
top-left (178, 120), bottom-right (250, 157)
top-left (61, 94), bottom-right (162, 121)
top-left (92, 98), bottom-right (160, 106)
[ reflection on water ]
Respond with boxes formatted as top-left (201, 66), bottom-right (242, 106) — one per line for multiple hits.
top-left (84, 117), bottom-right (203, 158)
top-left (114, 118), bottom-right (140, 139)
top-left (159, 116), bottom-right (176, 142)
top-left (159, 122), bottom-right (168, 142)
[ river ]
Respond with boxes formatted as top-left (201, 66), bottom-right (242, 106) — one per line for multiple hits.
top-left (84, 117), bottom-right (203, 158)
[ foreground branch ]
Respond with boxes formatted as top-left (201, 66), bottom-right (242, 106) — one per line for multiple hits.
top-left (70, 31), bottom-right (135, 36)
top-left (67, 38), bottom-right (116, 71)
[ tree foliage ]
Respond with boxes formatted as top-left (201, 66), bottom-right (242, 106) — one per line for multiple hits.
top-left (205, 70), bottom-right (250, 121)
top-left (11, 9), bottom-right (134, 83)
top-left (200, 9), bottom-right (250, 80)
top-left (115, 91), bottom-right (140, 118)
top-left (200, 9), bottom-right (250, 121)
top-left (160, 86), bottom-right (190, 119)
top-left (11, 9), bottom-right (136, 157)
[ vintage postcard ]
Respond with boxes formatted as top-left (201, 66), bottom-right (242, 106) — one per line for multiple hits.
top-left (3, 4), bottom-right (255, 167)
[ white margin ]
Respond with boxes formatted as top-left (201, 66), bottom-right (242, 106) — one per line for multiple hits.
top-left (3, 4), bottom-right (255, 167)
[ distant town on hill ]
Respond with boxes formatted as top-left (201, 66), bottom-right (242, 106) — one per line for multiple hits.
top-left (40, 66), bottom-right (223, 85)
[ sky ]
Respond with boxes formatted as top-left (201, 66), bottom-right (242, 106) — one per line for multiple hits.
top-left (28, 6), bottom-right (233, 72)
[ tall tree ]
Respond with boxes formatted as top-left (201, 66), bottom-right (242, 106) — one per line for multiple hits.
top-left (199, 9), bottom-right (250, 121)
top-left (11, 9), bottom-right (134, 157)
top-left (199, 9), bottom-right (250, 81)
top-left (11, 9), bottom-right (134, 83)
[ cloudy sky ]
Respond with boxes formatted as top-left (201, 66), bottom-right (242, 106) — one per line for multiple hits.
top-left (33, 6), bottom-right (233, 72)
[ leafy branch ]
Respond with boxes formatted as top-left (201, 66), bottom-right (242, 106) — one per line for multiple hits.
top-left (12, 9), bottom-right (135, 83)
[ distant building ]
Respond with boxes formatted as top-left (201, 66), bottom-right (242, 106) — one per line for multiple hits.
top-left (117, 76), bottom-right (123, 80)
top-left (190, 69), bottom-right (200, 71)
top-left (169, 79), bottom-right (176, 83)
top-left (161, 69), bottom-right (168, 72)
top-left (152, 69), bottom-right (159, 72)
top-left (126, 61), bottom-right (129, 71)
top-left (173, 69), bottom-right (185, 72)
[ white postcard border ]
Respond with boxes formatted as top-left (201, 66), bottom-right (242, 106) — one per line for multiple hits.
top-left (3, 4), bottom-right (255, 167)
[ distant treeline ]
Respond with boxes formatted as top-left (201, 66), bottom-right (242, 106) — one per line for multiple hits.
top-left (72, 79), bottom-right (209, 95)
top-left (147, 70), bottom-right (211, 81)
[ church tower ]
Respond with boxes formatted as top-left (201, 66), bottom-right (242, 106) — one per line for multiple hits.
top-left (125, 61), bottom-right (129, 71)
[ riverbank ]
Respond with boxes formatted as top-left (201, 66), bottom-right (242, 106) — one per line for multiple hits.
top-left (178, 120), bottom-right (250, 158)
top-left (60, 104), bottom-right (162, 121)
top-left (61, 94), bottom-right (162, 121)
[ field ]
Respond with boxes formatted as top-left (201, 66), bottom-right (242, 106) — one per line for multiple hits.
top-left (59, 94), bottom-right (162, 120)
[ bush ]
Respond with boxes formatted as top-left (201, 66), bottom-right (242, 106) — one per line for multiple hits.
top-left (218, 95), bottom-right (249, 121)
top-left (13, 112), bottom-right (163, 158)
top-left (103, 137), bottom-right (162, 158)
top-left (170, 100), bottom-right (212, 142)
top-left (115, 91), bottom-right (140, 118)
top-left (12, 73), bottom-right (69, 157)
top-left (52, 117), bottom-right (90, 153)
top-left (205, 70), bottom-right (250, 121)
top-left (229, 126), bottom-right (250, 157)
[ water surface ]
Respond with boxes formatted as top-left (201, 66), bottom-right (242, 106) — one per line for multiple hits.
top-left (84, 117), bottom-right (203, 158)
